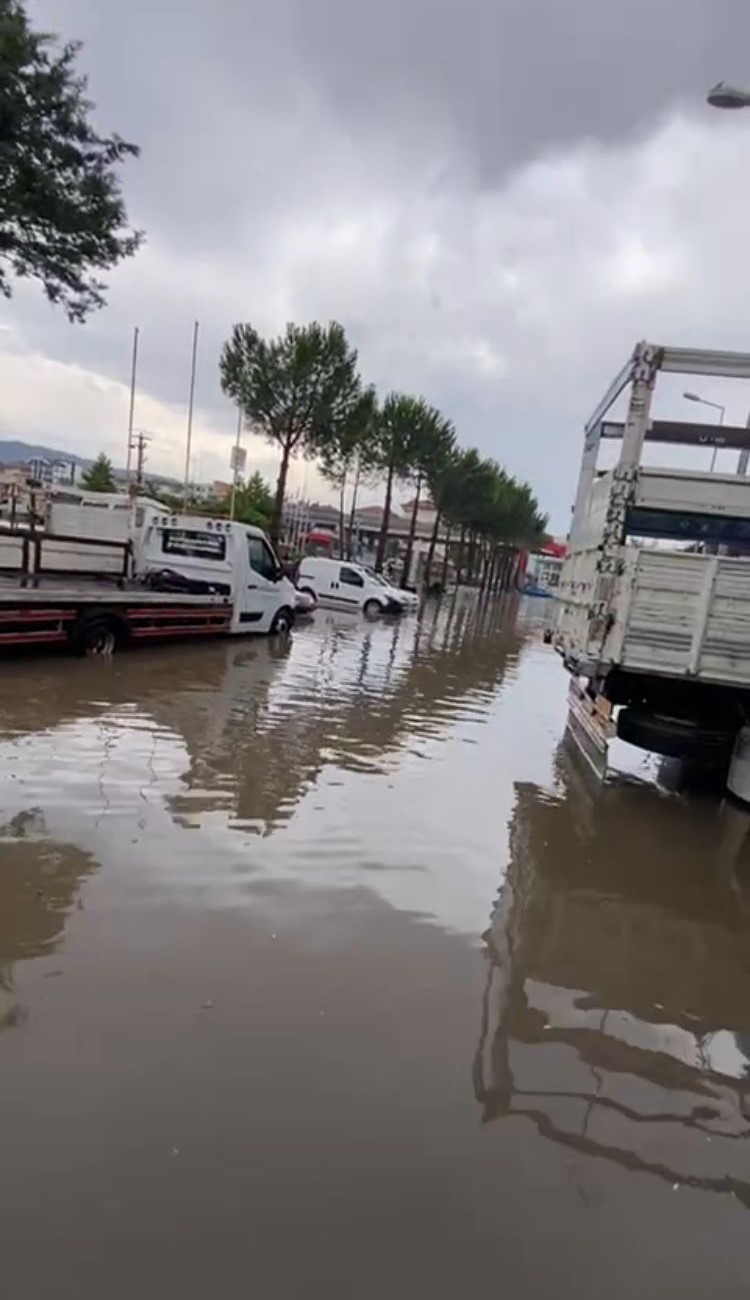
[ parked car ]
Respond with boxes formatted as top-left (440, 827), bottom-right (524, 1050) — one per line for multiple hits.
top-left (296, 558), bottom-right (410, 615)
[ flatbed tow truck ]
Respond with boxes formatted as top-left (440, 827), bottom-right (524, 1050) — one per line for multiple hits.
top-left (0, 499), bottom-right (298, 655)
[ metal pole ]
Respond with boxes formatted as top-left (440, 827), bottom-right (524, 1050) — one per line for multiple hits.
top-left (229, 404), bottom-right (242, 521)
top-left (125, 326), bottom-right (139, 488)
top-left (738, 412), bottom-right (750, 476)
top-left (709, 406), bottom-right (726, 473)
top-left (183, 320), bottom-right (199, 497)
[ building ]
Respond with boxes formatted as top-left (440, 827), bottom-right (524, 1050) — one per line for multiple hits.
top-left (25, 456), bottom-right (77, 487)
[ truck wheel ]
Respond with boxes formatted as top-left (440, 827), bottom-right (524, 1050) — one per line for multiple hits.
top-left (70, 612), bottom-right (124, 657)
top-left (617, 707), bottom-right (735, 763)
top-left (270, 606), bottom-right (295, 636)
top-left (363, 599), bottom-right (382, 618)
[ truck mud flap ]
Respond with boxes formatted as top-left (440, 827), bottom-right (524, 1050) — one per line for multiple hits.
top-left (565, 679), bottom-right (614, 779)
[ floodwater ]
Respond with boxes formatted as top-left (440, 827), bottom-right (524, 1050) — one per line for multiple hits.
top-left (1, 595), bottom-right (749, 1299)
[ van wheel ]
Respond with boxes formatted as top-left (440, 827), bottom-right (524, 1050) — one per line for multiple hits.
top-left (300, 587), bottom-right (317, 604)
top-left (363, 599), bottom-right (382, 618)
top-left (270, 606), bottom-right (295, 636)
top-left (70, 612), bottom-right (123, 657)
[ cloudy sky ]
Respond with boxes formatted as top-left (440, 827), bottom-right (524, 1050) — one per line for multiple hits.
top-left (5, 1), bottom-right (750, 528)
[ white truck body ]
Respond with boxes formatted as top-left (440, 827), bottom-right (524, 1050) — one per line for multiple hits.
top-left (554, 342), bottom-right (750, 774)
top-left (135, 508), bottom-right (297, 635)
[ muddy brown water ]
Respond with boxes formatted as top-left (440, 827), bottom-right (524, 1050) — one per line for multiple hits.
top-left (1, 595), bottom-right (749, 1299)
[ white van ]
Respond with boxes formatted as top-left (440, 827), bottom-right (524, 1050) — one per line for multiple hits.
top-left (296, 557), bottom-right (410, 615)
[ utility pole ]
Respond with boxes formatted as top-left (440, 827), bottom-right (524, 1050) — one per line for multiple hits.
top-left (183, 320), bottom-right (199, 497)
top-left (125, 326), bottom-right (140, 489)
top-left (130, 430), bottom-right (151, 490)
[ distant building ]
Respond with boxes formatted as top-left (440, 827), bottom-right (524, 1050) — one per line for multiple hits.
top-left (25, 456), bottom-right (77, 487)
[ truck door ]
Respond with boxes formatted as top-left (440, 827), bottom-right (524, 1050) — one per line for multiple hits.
top-left (235, 533), bottom-right (284, 631)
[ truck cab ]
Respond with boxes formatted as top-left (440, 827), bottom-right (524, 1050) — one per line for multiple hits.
top-left (136, 511), bottom-right (297, 635)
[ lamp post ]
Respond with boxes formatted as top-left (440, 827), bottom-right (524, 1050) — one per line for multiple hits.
top-left (683, 391), bottom-right (726, 471)
top-left (705, 87), bottom-right (750, 475)
top-left (707, 83), bottom-right (750, 109)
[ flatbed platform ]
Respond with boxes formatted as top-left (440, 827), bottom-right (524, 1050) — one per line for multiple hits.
top-left (0, 579), bottom-right (232, 652)
top-left (0, 575), bottom-right (229, 606)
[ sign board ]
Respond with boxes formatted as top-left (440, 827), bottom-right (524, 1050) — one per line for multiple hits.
top-left (600, 418), bottom-right (750, 451)
top-left (230, 445), bottom-right (247, 473)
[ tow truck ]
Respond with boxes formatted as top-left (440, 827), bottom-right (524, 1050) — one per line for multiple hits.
top-left (0, 494), bottom-right (298, 655)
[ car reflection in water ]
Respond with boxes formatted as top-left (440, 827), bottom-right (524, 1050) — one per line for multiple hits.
top-left (474, 741), bottom-right (750, 1207)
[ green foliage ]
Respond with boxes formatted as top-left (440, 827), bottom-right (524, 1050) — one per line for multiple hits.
top-left (217, 318), bottom-right (547, 564)
top-left (219, 320), bottom-right (364, 539)
top-left (228, 471), bottom-right (274, 528)
top-left (313, 386), bottom-right (378, 490)
top-left (0, 0), bottom-right (142, 320)
top-left (79, 453), bottom-right (116, 493)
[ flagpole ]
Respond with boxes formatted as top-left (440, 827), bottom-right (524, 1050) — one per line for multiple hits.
top-left (125, 326), bottom-right (139, 490)
top-left (183, 320), bottom-right (199, 497)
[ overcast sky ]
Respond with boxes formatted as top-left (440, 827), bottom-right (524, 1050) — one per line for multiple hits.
top-left (5, 1), bottom-right (750, 527)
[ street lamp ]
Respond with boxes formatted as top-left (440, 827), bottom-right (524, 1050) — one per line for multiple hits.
top-left (684, 391), bottom-right (726, 471)
top-left (707, 82), bottom-right (750, 109)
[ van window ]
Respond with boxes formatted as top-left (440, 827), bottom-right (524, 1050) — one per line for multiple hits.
top-left (248, 535), bottom-right (277, 580)
top-left (340, 565), bottom-right (364, 588)
top-left (162, 529), bottom-right (226, 561)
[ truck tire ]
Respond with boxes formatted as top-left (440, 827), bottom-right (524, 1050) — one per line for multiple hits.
top-left (270, 606), bottom-right (295, 636)
top-left (69, 611), bottom-right (125, 657)
top-left (617, 707), bottom-right (735, 763)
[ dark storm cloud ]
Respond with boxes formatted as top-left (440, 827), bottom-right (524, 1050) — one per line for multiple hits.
top-left (8, 0), bottom-right (750, 524)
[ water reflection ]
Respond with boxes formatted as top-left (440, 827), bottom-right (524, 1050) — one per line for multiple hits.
top-left (475, 743), bottom-right (750, 1205)
top-left (0, 596), bottom-right (526, 838)
top-left (0, 811), bottom-right (96, 1030)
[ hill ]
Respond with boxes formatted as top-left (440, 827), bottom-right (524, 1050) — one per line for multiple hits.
top-left (0, 439), bottom-right (87, 465)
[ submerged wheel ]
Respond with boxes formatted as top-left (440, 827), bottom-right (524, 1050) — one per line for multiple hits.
top-left (70, 612), bottom-right (123, 657)
top-left (363, 599), bottom-right (382, 618)
top-left (270, 606), bottom-right (295, 636)
top-left (617, 707), bottom-right (735, 763)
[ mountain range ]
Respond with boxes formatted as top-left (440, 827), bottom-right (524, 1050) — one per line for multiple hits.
top-left (0, 439), bottom-right (87, 465)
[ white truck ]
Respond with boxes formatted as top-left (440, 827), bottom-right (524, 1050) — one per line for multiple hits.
top-left (553, 342), bottom-right (750, 793)
top-left (0, 498), bottom-right (298, 654)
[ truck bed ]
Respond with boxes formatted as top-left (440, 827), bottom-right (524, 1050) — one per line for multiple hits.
top-left (557, 547), bottom-right (750, 686)
top-left (0, 575), bottom-right (229, 606)
top-left (0, 578), bottom-right (232, 650)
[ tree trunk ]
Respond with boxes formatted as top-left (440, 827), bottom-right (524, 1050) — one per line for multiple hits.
top-left (423, 508), bottom-right (441, 591)
top-left (271, 440), bottom-right (292, 546)
top-left (479, 541), bottom-right (491, 593)
top-left (346, 456), bottom-right (362, 559)
top-left (440, 521), bottom-right (452, 588)
top-left (455, 525), bottom-right (466, 585)
top-left (466, 530), bottom-right (477, 583)
top-left (338, 471), bottom-right (347, 560)
top-left (401, 474), bottom-right (422, 589)
top-left (374, 461), bottom-right (395, 572)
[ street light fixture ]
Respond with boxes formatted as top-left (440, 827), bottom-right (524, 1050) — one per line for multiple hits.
top-left (683, 391), bottom-right (726, 471)
top-left (707, 82), bottom-right (750, 110)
